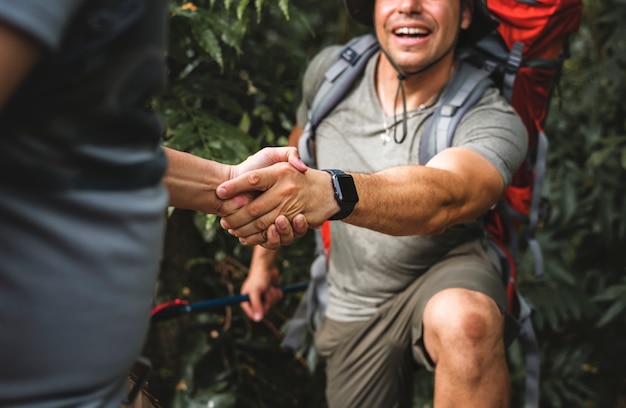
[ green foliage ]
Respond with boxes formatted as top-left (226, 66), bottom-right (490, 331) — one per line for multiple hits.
top-left (511, 0), bottom-right (626, 406)
top-left (593, 277), bottom-right (626, 327)
top-left (540, 346), bottom-right (596, 408)
top-left (160, 0), bottom-right (323, 164)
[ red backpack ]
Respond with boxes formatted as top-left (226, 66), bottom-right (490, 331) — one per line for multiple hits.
top-left (285, 1), bottom-right (584, 406)
top-left (481, 0), bottom-right (584, 288)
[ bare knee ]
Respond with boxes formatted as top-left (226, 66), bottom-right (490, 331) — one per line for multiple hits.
top-left (422, 288), bottom-right (505, 374)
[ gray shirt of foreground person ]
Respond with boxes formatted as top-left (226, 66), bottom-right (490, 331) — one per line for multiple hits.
top-left (0, 1), bottom-right (169, 407)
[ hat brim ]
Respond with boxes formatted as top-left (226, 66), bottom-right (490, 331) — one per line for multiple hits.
top-left (344, 0), bottom-right (375, 26)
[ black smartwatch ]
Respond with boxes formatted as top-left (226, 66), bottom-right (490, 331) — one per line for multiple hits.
top-left (322, 169), bottom-right (359, 220)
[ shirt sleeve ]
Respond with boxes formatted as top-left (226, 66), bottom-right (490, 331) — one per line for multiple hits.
top-left (0, 0), bottom-right (85, 51)
top-left (454, 87), bottom-right (529, 187)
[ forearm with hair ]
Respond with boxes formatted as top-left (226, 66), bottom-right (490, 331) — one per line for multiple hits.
top-left (344, 148), bottom-right (504, 236)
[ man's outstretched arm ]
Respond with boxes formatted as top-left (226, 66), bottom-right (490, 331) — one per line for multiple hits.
top-left (217, 146), bottom-right (505, 241)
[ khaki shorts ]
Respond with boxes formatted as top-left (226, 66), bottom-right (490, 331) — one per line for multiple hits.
top-left (314, 239), bottom-right (519, 408)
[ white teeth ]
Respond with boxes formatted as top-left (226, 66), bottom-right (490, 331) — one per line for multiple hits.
top-left (394, 27), bottom-right (427, 35)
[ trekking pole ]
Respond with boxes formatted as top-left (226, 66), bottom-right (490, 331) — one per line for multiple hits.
top-left (150, 281), bottom-right (309, 323)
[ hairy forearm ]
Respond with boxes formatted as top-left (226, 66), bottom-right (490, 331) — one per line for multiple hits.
top-left (346, 148), bottom-right (504, 236)
top-left (348, 167), bottom-right (472, 235)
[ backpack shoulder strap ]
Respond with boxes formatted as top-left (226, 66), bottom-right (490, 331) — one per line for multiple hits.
top-left (418, 61), bottom-right (493, 164)
top-left (309, 33), bottom-right (380, 128)
top-left (286, 36), bottom-right (380, 352)
top-left (298, 33), bottom-right (380, 167)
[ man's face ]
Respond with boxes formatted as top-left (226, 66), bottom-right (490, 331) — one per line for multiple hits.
top-left (374, 0), bottom-right (472, 73)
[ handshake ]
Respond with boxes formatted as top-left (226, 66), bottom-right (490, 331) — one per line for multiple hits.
top-left (163, 146), bottom-right (343, 249)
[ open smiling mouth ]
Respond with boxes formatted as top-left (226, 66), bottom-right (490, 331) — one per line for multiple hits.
top-left (394, 27), bottom-right (430, 38)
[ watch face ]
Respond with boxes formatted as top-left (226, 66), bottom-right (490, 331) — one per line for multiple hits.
top-left (336, 174), bottom-right (359, 203)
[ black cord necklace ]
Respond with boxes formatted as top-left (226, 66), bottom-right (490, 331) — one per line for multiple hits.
top-left (380, 72), bottom-right (446, 145)
top-left (379, 13), bottom-right (462, 144)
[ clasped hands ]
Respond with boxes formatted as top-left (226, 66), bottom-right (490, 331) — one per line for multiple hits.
top-left (217, 147), bottom-right (339, 249)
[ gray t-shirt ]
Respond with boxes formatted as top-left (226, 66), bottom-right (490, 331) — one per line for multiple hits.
top-left (0, 2), bottom-right (169, 407)
top-left (297, 45), bottom-right (528, 322)
top-left (0, 0), bottom-right (84, 48)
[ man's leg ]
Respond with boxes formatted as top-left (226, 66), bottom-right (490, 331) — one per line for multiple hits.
top-left (315, 315), bottom-right (416, 408)
top-left (423, 288), bottom-right (510, 408)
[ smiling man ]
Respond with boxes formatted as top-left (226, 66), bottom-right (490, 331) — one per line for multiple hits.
top-left (217, 0), bottom-right (529, 406)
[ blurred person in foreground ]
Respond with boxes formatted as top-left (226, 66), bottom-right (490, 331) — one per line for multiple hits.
top-left (0, 1), bottom-right (308, 407)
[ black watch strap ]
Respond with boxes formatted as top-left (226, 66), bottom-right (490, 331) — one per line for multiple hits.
top-left (322, 169), bottom-right (359, 220)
